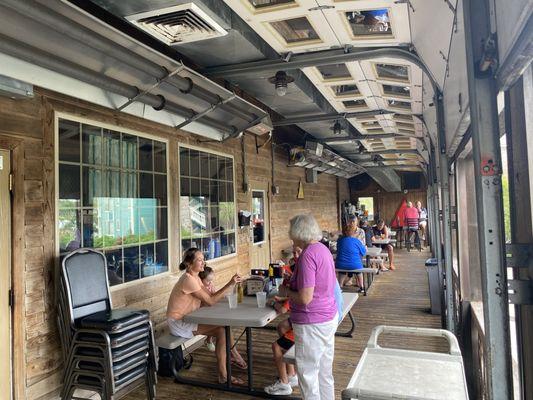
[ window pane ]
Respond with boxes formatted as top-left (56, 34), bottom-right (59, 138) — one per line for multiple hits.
top-left (59, 120), bottom-right (80, 162)
top-left (179, 147), bottom-right (190, 176)
top-left (121, 200), bottom-right (139, 245)
top-left (123, 245), bottom-right (140, 282)
top-left (103, 129), bottom-right (121, 167)
top-left (226, 158), bottom-right (234, 182)
top-left (189, 149), bottom-right (200, 177)
top-left (156, 207), bottom-right (168, 240)
top-left (139, 138), bottom-right (153, 171)
top-left (96, 198), bottom-right (122, 247)
top-left (383, 84), bottom-right (411, 97)
top-left (122, 134), bottom-right (138, 169)
top-left (345, 9), bottom-right (391, 37)
top-left (82, 208), bottom-right (97, 248)
top-left (226, 182), bottom-right (234, 202)
top-left (59, 164), bottom-right (80, 208)
top-left (82, 124), bottom-right (102, 165)
top-left (387, 99), bottom-right (411, 110)
top-left (221, 232), bottom-right (236, 256)
top-left (180, 177), bottom-right (190, 197)
top-left (82, 167), bottom-right (102, 207)
top-left (200, 152), bottom-right (209, 179)
top-left (103, 169), bottom-right (121, 199)
top-left (209, 155), bottom-right (218, 180)
top-left (270, 17), bottom-right (319, 44)
top-left (210, 205), bottom-right (219, 231)
top-left (58, 208), bottom-right (81, 253)
top-left (252, 191), bottom-right (265, 243)
top-left (139, 205), bottom-right (156, 243)
top-left (105, 248), bottom-right (123, 286)
top-left (155, 241), bottom-right (168, 273)
top-left (121, 172), bottom-right (137, 198)
top-left (181, 238), bottom-right (192, 252)
top-left (154, 174), bottom-right (167, 206)
top-left (140, 173), bottom-right (154, 198)
top-left (154, 141), bottom-right (166, 173)
top-left (141, 243), bottom-right (156, 277)
top-left (220, 202), bottom-right (235, 231)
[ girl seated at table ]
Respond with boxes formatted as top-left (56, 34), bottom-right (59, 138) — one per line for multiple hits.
top-left (336, 221), bottom-right (367, 290)
top-left (371, 219), bottom-right (395, 270)
top-left (167, 248), bottom-right (247, 385)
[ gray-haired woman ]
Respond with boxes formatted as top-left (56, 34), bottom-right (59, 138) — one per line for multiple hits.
top-left (278, 214), bottom-right (338, 400)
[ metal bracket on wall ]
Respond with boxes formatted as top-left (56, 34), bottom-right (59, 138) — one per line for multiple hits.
top-left (438, 209), bottom-right (443, 221)
top-left (175, 94), bottom-right (236, 129)
top-left (116, 63), bottom-right (185, 111)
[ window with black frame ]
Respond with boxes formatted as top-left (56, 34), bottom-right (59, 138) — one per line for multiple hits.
top-left (179, 146), bottom-right (236, 260)
top-left (57, 118), bottom-right (169, 286)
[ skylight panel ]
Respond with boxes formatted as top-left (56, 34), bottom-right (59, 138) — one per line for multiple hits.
top-left (330, 84), bottom-right (360, 96)
top-left (317, 64), bottom-right (352, 80)
top-left (248, 0), bottom-right (295, 10)
top-left (270, 17), bottom-right (320, 44)
top-left (342, 99), bottom-right (367, 109)
top-left (345, 9), bottom-right (392, 37)
top-left (382, 84), bottom-right (411, 98)
top-left (375, 63), bottom-right (410, 82)
top-left (387, 99), bottom-right (411, 110)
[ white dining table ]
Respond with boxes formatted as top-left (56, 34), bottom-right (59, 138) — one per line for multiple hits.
top-left (372, 238), bottom-right (391, 245)
top-left (366, 247), bottom-right (383, 257)
top-left (180, 296), bottom-right (289, 398)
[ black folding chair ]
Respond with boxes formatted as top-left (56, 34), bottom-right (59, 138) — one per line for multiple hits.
top-left (57, 248), bottom-right (157, 400)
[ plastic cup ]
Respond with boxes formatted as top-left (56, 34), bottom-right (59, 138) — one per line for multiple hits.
top-left (227, 293), bottom-right (238, 309)
top-left (274, 278), bottom-right (283, 289)
top-left (256, 292), bottom-right (267, 308)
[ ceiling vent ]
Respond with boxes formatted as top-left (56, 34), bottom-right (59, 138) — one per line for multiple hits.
top-left (126, 3), bottom-right (227, 45)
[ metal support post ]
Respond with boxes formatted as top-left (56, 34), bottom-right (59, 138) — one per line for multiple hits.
top-left (464, 0), bottom-right (513, 398)
top-left (436, 97), bottom-right (456, 333)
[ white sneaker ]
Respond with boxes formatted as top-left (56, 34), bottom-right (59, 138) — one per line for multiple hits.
top-left (206, 341), bottom-right (216, 352)
top-left (288, 374), bottom-right (299, 387)
top-left (264, 380), bottom-right (292, 396)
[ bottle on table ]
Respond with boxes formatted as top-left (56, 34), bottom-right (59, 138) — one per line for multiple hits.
top-left (237, 282), bottom-right (244, 303)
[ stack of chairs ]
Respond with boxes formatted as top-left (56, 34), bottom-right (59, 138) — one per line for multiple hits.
top-left (57, 248), bottom-right (157, 399)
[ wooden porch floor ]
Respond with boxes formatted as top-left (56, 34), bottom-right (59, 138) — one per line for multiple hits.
top-left (125, 248), bottom-right (447, 400)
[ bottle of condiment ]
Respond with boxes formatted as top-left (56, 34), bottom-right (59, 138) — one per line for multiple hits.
top-left (237, 282), bottom-right (244, 303)
top-left (268, 264), bottom-right (274, 281)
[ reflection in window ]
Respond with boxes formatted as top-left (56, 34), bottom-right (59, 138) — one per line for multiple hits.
top-left (375, 63), bottom-right (409, 82)
top-left (180, 147), bottom-right (236, 260)
top-left (270, 17), bottom-right (320, 44)
top-left (252, 191), bottom-right (265, 244)
top-left (345, 9), bottom-right (391, 37)
top-left (58, 119), bottom-right (169, 286)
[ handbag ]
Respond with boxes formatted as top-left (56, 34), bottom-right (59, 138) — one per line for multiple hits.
top-left (157, 346), bottom-right (193, 377)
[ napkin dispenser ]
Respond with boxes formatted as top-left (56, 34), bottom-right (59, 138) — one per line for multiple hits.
top-left (245, 276), bottom-right (267, 295)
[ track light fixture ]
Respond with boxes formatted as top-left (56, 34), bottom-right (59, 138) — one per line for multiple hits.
top-left (268, 71), bottom-right (294, 97)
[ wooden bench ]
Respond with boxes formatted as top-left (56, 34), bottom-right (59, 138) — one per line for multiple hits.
top-left (336, 267), bottom-right (378, 296)
top-left (156, 328), bottom-right (206, 376)
top-left (283, 292), bottom-right (359, 365)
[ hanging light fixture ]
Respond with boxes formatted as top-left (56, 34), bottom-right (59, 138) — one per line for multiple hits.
top-left (332, 120), bottom-right (343, 135)
top-left (268, 71), bottom-right (294, 97)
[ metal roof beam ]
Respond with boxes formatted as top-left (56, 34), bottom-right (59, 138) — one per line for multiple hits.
top-left (273, 110), bottom-right (394, 126)
top-left (345, 148), bottom-right (420, 155)
top-left (204, 46), bottom-right (441, 94)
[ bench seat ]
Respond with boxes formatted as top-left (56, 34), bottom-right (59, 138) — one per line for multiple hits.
top-left (156, 329), bottom-right (206, 353)
top-left (283, 292), bottom-right (359, 365)
top-left (336, 267), bottom-right (378, 296)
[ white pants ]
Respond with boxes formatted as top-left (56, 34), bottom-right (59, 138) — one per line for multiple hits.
top-left (293, 315), bottom-right (337, 400)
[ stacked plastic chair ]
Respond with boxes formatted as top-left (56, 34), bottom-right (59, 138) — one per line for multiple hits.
top-left (57, 248), bottom-right (157, 400)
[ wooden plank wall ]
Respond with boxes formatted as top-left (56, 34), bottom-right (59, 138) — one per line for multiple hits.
top-left (351, 181), bottom-right (427, 225)
top-left (0, 87), bottom-right (349, 399)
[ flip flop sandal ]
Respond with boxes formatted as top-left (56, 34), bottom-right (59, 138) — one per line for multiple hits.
top-left (219, 376), bottom-right (246, 385)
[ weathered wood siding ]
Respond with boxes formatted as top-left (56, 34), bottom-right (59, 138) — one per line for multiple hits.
top-left (0, 87), bottom-right (349, 399)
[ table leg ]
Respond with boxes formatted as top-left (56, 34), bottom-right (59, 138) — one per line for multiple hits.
top-left (246, 327), bottom-right (253, 391)
top-left (225, 326), bottom-right (232, 389)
